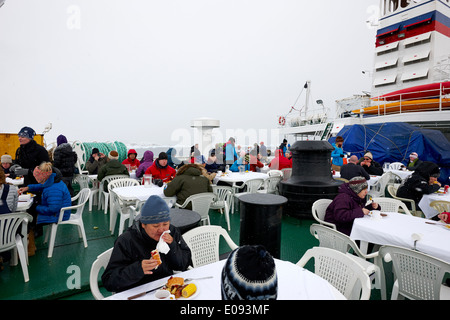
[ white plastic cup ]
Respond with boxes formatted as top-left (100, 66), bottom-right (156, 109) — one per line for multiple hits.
top-left (154, 290), bottom-right (175, 300)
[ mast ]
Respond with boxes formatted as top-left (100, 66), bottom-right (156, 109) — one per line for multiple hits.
top-left (304, 80), bottom-right (311, 120)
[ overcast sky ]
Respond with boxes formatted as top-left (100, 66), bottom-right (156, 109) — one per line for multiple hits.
top-left (0, 0), bottom-right (378, 148)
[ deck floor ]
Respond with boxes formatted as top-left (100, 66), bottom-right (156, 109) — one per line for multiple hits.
top-left (0, 198), bottom-right (384, 300)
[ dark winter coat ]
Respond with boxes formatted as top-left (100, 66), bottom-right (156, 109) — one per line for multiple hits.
top-left (14, 140), bottom-right (50, 186)
top-left (407, 158), bottom-right (423, 171)
top-left (358, 158), bottom-right (384, 176)
top-left (53, 143), bottom-right (77, 177)
top-left (324, 183), bottom-right (378, 236)
top-left (396, 161), bottom-right (441, 205)
top-left (101, 223), bottom-right (192, 293)
top-left (163, 164), bottom-right (212, 209)
top-left (340, 163), bottom-right (370, 181)
top-left (97, 159), bottom-right (129, 191)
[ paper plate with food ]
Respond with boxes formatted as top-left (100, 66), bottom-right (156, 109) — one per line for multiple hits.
top-left (155, 276), bottom-right (199, 300)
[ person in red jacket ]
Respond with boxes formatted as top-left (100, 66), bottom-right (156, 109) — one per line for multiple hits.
top-left (122, 149), bottom-right (141, 170)
top-left (145, 152), bottom-right (176, 183)
top-left (249, 149), bottom-right (264, 172)
top-left (268, 149), bottom-right (292, 170)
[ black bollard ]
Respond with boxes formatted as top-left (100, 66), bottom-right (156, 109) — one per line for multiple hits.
top-left (279, 140), bottom-right (342, 219)
top-left (238, 193), bottom-right (287, 259)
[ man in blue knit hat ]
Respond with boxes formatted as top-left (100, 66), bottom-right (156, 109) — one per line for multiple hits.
top-left (102, 195), bottom-right (192, 293)
top-left (14, 126), bottom-right (50, 186)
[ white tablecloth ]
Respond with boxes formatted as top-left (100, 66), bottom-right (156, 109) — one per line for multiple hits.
top-left (213, 172), bottom-right (268, 185)
top-left (384, 169), bottom-right (413, 181)
top-left (113, 185), bottom-right (175, 202)
top-left (333, 172), bottom-right (380, 189)
top-left (418, 191), bottom-right (450, 218)
top-left (105, 259), bottom-right (345, 300)
top-left (350, 212), bottom-right (450, 263)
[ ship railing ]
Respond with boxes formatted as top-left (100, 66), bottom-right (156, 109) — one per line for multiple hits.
top-left (371, 83), bottom-right (448, 116)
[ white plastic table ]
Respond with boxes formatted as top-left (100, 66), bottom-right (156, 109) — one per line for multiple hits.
top-left (213, 172), bottom-right (268, 185)
top-left (350, 212), bottom-right (450, 263)
top-left (104, 259), bottom-right (345, 300)
top-left (113, 185), bottom-right (176, 203)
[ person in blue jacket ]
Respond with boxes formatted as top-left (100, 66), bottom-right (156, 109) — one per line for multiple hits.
top-left (20, 162), bottom-right (72, 225)
top-left (331, 136), bottom-right (345, 171)
top-left (230, 154), bottom-right (250, 172)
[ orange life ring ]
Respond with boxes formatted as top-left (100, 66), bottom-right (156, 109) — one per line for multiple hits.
top-left (279, 116), bottom-right (286, 126)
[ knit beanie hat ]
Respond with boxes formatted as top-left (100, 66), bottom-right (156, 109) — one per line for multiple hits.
top-left (409, 152), bottom-right (418, 159)
top-left (348, 176), bottom-right (369, 194)
top-left (57, 134), bottom-right (68, 146)
top-left (109, 150), bottom-right (119, 160)
top-left (140, 195), bottom-right (171, 224)
top-left (158, 152), bottom-right (168, 160)
top-left (221, 245), bottom-right (277, 300)
top-left (1, 155), bottom-right (12, 164)
top-left (18, 126), bottom-right (35, 139)
top-left (92, 148), bottom-right (100, 155)
top-left (363, 151), bottom-right (373, 160)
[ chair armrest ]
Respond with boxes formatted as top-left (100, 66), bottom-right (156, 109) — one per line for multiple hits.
top-left (57, 203), bottom-right (84, 222)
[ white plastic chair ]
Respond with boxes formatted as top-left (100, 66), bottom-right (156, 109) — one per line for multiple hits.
top-left (98, 174), bottom-right (129, 214)
top-left (372, 197), bottom-right (412, 215)
top-left (257, 176), bottom-right (282, 195)
top-left (74, 174), bottom-right (99, 212)
top-left (310, 224), bottom-right (385, 299)
top-left (429, 200), bottom-right (450, 214)
top-left (267, 170), bottom-right (283, 177)
top-left (108, 178), bottom-right (140, 233)
top-left (0, 212), bottom-right (33, 282)
top-left (109, 194), bottom-right (132, 236)
top-left (176, 193), bottom-right (215, 226)
top-left (389, 162), bottom-right (405, 170)
top-left (211, 186), bottom-right (232, 231)
top-left (89, 247), bottom-right (113, 300)
top-left (182, 225), bottom-right (238, 268)
top-left (387, 184), bottom-right (422, 217)
top-left (233, 178), bottom-right (265, 212)
top-left (296, 247), bottom-right (372, 300)
top-left (281, 168), bottom-right (292, 181)
top-left (311, 199), bottom-right (336, 229)
top-left (379, 245), bottom-right (450, 300)
top-left (44, 188), bottom-right (91, 258)
top-left (368, 172), bottom-right (392, 198)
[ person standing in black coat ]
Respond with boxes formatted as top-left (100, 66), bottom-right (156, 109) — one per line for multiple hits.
top-left (102, 196), bottom-right (192, 293)
top-left (52, 134), bottom-right (77, 196)
top-left (14, 126), bottom-right (50, 186)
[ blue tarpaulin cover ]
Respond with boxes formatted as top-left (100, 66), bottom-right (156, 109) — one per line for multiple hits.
top-left (329, 122), bottom-right (450, 184)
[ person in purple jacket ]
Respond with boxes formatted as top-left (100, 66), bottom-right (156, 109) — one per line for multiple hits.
top-left (135, 150), bottom-right (154, 179)
top-left (324, 176), bottom-right (381, 236)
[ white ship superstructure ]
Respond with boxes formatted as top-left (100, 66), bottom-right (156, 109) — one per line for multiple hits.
top-left (373, 0), bottom-right (450, 96)
top-left (281, 0), bottom-right (450, 141)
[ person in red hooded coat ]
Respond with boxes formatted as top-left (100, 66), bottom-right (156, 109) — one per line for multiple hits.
top-left (268, 149), bottom-right (292, 170)
top-left (122, 149), bottom-right (141, 170)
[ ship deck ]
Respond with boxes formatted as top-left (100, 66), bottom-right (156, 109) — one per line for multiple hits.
top-left (0, 191), bottom-right (385, 300)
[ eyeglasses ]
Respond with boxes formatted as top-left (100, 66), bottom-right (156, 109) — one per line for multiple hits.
top-left (364, 157), bottom-right (372, 161)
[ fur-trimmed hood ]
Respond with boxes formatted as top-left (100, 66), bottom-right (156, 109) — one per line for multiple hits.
top-left (176, 163), bottom-right (203, 176)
